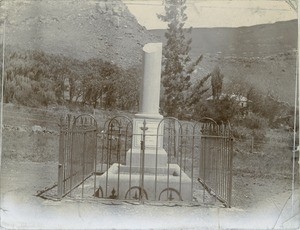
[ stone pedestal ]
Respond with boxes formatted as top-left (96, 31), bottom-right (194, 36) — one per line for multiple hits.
top-left (126, 118), bottom-right (167, 168)
top-left (98, 164), bottom-right (192, 201)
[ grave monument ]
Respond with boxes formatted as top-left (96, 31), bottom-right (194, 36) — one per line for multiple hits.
top-left (98, 43), bottom-right (192, 201)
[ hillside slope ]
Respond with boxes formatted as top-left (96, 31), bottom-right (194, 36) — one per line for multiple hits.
top-left (1, 0), bottom-right (158, 68)
top-left (151, 20), bottom-right (297, 58)
top-left (152, 20), bottom-right (297, 104)
top-left (185, 51), bottom-right (296, 105)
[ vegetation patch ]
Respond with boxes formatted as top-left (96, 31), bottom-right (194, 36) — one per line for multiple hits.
top-left (2, 48), bottom-right (141, 111)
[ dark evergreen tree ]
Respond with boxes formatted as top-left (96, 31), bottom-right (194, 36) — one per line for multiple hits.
top-left (211, 66), bottom-right (223, 100)
top-left (158, 0), bottom-right (203, 118)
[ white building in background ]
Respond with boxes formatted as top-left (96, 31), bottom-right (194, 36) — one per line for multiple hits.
top-left (206, 93), bottom-right (250, 108)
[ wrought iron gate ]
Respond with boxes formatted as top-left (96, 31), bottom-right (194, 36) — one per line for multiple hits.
top-left (55, 115), bottom-right (233, 207)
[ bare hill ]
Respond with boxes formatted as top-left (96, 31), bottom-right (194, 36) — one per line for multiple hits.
top-left (152, 20), bottom-right (297, 104)
top-left (1, 0), bottom-right (158, 68)
top-left (151, 20), bottom-right (297, 58)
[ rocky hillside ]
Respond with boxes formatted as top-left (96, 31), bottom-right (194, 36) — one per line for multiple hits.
top-left (1, 0), bottom-right (158, 68)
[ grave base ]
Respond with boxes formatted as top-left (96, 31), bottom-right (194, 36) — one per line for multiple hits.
top-left (97, 163), bottom-right (192, 201)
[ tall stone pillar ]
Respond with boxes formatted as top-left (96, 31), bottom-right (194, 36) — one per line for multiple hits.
top-left (136, 43), bottom-right (163, 118)
top-left (126, 43), bottom-right (167, 168)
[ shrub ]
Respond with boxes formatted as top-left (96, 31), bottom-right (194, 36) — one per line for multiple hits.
top-left (3, 49), bottom-right (140, 111)
top-left (232, 113), bottom-right (268, 142)
top-left (231, 126), bottom-right (252, 140)
top-left (241, 112), bottom-right (268, 130)
top-left (5, 74), bottom-right (57, 107)
top-left (252, 129), bottom-right (267, 142)
top-left (231, 125), bottom-right (266, 142)
top-left (232, 112), bottom-right (267, 143)
top-left (193, 96), bottom-right (239, 124)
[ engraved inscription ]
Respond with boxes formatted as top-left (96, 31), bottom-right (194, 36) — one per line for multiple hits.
top-left (133, 119), bottom-right (163, 148)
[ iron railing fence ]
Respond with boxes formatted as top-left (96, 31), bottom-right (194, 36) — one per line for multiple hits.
top-left (55, 115), bottom-right (233, 207)
top-left (198, 121), bottom-right (233, 207)
top-left (57, 114), bottom-right (98, 199)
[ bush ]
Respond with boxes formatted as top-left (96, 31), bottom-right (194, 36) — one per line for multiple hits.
top-left (241, 112), bottom-right (268, 130)
top-left (231, 125), bottom-right (266, 142)
top-left (193, 96), bottom-right (239, 124)
top-left (231, 126), bottom-right (252, 140)
top-left (252, 129), bottom-right (267, 142)
top-left (3, 49), bottom-right (140, 111)
top-left (5, 74), bottom-right (57, 107)
top-left (233, 112), bottom-right (268, 142)
top-left (232, 112), bottom-right (267, 142)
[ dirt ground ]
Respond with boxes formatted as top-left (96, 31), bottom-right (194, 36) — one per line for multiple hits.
top-left (1, 159), bottom-right (299, 229)
top-left (1, 104), bottom-right (299, 229)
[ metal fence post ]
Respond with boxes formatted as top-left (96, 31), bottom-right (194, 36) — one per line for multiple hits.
top-left (57, 116), bottom-right (65, 199)
top-left (251, 136), bottom-right (254, 153)
top-left (140, 119), bottom-right (148, 204)
top-left (228, 135), bottom-right (234, 207)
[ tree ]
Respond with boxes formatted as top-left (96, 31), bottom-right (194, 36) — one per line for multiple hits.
top-left (194, 96), bottom-right (238, 124)
top-left (211, 66), bottom-right (223, 100)
top-left (158, 0), bottom-right (204, 118)
top-left (186, 73), bottom-right (211, 119)
top-left (114, 67), bottom-right (140, 111)
top-left (81, 60), bottom-right (121, 109)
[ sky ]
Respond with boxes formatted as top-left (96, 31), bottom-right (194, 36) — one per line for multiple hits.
top-left (122, 0), bottom-right (298, 29)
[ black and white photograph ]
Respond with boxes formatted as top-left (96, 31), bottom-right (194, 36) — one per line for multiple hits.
top-left (0, 0), bottom-right (299, 229)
